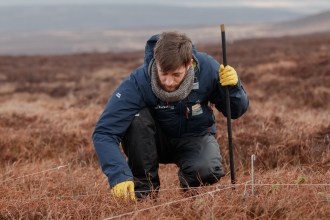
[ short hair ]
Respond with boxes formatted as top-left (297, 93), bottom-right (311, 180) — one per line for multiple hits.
top-left (154, 31), bottom-right (193, 72)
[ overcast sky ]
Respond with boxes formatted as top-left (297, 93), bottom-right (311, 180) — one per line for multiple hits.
top-left (1, 0), bottom-right (330, 14)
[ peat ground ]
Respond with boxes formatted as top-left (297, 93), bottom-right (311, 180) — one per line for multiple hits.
top-left (0, 32), bottom-right (329, 219)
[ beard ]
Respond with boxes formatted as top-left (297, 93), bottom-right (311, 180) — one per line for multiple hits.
top-left (156, 71), bottom-right (188, 93)
top-left (151, 63), bottom-right (194, 102)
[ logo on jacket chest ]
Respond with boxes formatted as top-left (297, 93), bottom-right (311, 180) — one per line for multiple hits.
top-left (155, 105), bottom-right (175, 110)
top-left (191, 103), bottom-right (203, 116)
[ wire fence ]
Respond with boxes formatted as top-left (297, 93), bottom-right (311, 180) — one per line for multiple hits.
top-left (0, 164), bottom-right (69, 184)
top-left (1, 157), bottom-right (330, 219)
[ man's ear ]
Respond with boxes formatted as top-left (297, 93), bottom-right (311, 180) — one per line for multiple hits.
top-left (187, 59), bottom-right (193, 70)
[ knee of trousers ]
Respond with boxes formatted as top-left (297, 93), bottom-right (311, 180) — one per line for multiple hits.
top-left (179, 160), bottom-right (225, 187)
top-left (129, 107), bottom-right (155, 130)
top-left (122, 106), bottom-right (158, 169)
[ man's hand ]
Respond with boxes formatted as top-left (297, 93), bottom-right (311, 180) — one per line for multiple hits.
top-left (219, 64), bottom-right (238, 86)
top-left (111, 181), bottom-right (135, 201)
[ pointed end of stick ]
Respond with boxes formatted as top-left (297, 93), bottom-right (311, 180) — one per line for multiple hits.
top-left (221, 24), bottom-right (225, 32)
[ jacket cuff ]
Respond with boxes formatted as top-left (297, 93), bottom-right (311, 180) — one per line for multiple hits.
top-left (109, 170), bottom-right (133, 189)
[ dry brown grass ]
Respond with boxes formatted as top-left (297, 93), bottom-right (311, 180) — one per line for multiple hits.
top-left (0, 33), bottom-right (329, 219)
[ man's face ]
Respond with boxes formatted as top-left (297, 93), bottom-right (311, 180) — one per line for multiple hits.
top-left (156, 60), bottom-right (193, 92)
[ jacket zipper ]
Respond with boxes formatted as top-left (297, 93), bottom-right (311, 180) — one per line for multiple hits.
top-left (185, 105), bottom-right (189, 132)
top-left (178, 101), bottom-right (182, 138)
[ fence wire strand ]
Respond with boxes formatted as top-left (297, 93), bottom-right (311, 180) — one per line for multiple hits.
top-left (1, 163), bottom-right (330, 219)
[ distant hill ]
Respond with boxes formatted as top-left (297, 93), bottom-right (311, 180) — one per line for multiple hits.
top-left (222, 10), bottom-right (330, 40)
top-left (271, 11), bottom-right (330, 35)
top-left (0, 6), bottom-right (329, 55)
top-left (0, 5), bottom-right (305, 32)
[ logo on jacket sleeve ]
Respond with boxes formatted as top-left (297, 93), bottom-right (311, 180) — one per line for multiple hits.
top-left (116, 93), bottom-right (121, 98)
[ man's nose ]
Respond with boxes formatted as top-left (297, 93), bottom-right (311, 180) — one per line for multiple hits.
top-left (165, 76), bottom-right (174, 85)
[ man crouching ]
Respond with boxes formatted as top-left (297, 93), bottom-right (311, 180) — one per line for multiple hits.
top-left (92, 31), bottom-right (249, 201)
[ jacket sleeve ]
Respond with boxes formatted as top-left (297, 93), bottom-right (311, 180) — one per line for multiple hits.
top-left (207, 55), bottom-right (249, 119)
top-left (92, 74), bottom-right (145, 188)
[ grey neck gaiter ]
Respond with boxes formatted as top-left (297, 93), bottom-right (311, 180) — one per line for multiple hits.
top-left (151, 61), bottom-right (194, 102)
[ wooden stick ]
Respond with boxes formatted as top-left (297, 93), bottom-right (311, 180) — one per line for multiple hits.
top-left (220, 24), bottom-right (235, 186)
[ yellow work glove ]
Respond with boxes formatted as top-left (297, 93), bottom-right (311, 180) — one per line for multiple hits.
top-left (219, 64), bottom-right (238, 86)
top-left (111, 181), bottom-right (135, 201)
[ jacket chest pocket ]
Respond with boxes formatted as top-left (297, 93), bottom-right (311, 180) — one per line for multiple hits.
top-left (184, 98), bottom-right (215, 133)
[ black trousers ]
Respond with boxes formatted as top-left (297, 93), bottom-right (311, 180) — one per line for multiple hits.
top-left (122, 107), bottom-right (225, 196)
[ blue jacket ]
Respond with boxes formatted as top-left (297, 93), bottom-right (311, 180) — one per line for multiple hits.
top-left (92, 34), bottom-right (249, 188)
